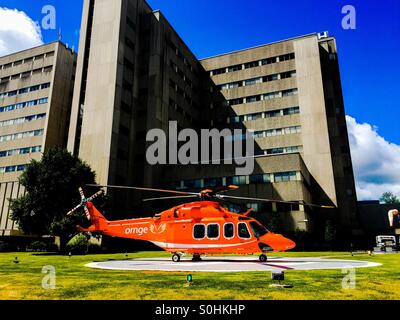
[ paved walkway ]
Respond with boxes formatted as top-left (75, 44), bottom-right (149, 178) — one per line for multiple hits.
top-left (85, 256), bottom-right (381, 272)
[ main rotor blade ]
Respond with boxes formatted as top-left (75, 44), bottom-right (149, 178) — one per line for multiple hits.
top-left (78, 187), bottom-right (85, 201)
top-left (142, 195), bottom-right (199, 202)
top-left (217, 194), bottom-right (335, 209)
top-left (87, 190), bottom-right (104, 202)
top-left (67, 203), bottom-right (82, 216)
top-left (86, 184), bottom-right (199, 196)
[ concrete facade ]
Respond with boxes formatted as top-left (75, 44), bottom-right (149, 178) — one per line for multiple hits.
top-left (68, 0), bottom-right (358, 239)
top-left (67, 0), bottom-right (207, 216)
top-left (0, 42), bottom-right (76, 236)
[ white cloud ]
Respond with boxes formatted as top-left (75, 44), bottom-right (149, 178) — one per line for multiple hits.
top-left (0, 7), bottom-right (43, 56)
top-left (346, 115), bottom-right (400, 201)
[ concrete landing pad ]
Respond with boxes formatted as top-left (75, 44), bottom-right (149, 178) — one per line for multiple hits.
top-left (85, 256), bottom-right (381, 272)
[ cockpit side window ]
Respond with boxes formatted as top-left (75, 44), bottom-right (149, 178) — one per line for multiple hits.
top-left (238, 222), bottom-right (251, 239)
top-left (249, 221), bottom-right (268, 238)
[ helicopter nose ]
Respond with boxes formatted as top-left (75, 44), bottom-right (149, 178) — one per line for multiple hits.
top-left (284, 238), bottom-right (296, 251)
top-left (262, 234), bottom-right (296, 252)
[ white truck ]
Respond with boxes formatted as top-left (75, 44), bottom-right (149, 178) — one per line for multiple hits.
top-left (375, 235), bottom-right (397, 252)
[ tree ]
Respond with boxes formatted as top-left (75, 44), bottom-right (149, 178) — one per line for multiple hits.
top-left (10, 148), bottom-right (102, 250)
top-left (324, 220), bottom-right (336, 250)
top-left (380, 192), bottom-right (400, 204)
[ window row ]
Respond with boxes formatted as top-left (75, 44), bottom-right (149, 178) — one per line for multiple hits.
top-left (0, 164), bottom-right (26, 174)
top-left (173, 171), bottom-right (301, 190)
top-left (0, 113), bottom-right (46, 127)
top-left (219, 70), bottom-right (296, 90)
top-left (170, 61), bottom-right (193, 89)
top-left (169, 79), bottom-right (192, 104)
top-left (0, 82), bottom-right (50, 99)
top-left (0, 51), bottom-right (55, 70)
top-left (0, 129), bottom-right (44, 142)
top-left (0, 97), bottom-right (48, 113)
top-left (225, 106), bottom-right (300, 124)
top-left (1, 66), bottom-right (53, 84)
top-left (225, 126), bottom-right (301, 141)
top-left (168, 40), bottom-right (194, 72)
top-left (254, 126), bottom-right (301, 138)
top-left (169, 98), bottom-right (194, 123)
top-left (211, 53), bottom-right (295, 76)
top-left (193, 222), bottom-right (265, 240)
top-left (0, 145), bottom-right (42, 158)
top-left (262, 145), bottom-right (303, 156)
top-left (225, 88), bottom-right (298, 107)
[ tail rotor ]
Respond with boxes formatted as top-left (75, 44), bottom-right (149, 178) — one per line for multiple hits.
top-left (67, 187), bottom-right (104, 220)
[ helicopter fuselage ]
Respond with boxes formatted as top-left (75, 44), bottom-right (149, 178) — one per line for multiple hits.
top-left (81, 200), bottom-right (296, 255)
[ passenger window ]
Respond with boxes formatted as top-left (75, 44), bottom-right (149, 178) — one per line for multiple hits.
top-left (224, 223), bottom-right (234, 238)
top-left (238, 222), bottom-right (251, 239)
top-left (207, 224), bottom-right (219, 239)
top-left (193, 224), bottom-right (205, 239)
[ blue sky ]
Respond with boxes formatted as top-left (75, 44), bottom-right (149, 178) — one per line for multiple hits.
top-left (0, 0), bottom-right (399, 199)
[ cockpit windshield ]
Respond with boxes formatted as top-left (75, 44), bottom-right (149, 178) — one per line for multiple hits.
top-left (249, 222), bottom-right (268, 238)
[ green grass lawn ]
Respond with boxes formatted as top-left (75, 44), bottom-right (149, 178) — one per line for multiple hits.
top-left (0, 251), bottom-right (399, 300)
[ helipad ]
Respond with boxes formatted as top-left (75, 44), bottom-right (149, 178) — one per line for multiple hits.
top-left (85, 256), bottom-right (381, 272)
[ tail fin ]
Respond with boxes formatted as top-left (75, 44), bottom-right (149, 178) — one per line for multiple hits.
top-left (84, 202), bottom-right (108, 231)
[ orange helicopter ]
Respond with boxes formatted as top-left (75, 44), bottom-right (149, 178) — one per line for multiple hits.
top-left (67, 185), bottom-right (334, 262)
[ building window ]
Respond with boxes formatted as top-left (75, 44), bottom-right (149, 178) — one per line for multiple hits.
top-left (44, 66), bottom-right (53, 73)
top-left (21, 71), bottom-right (31, 78)
top-left (244, 77), bottom-right (262, 86)
top-left (212, 68), bottom-right (225, 76)
top-left (45, 51), bottom-right (55, 58)
top-left (282, 88), bottom-right (298, 97)
top-left (246, 95), bottom-right (260, 103)
top-left (244, 61), bottom-right (259, 69)
top-left (261, 57), bottom-right (277, 65)
top-left (263, 91), bottom-right (280, 100)
top-left (227, 65), bottom-right (242, 73)
top-left (281, 70), bottom-right (296, 79)
top-left (279, 53), bottom-right (295, 61)
top-left (204, 177), bottom-right (223, 188)
top-left (229, 98), bottom-right (244, 106)
top-left (18, 88), bottom-right (29, 94)
top-left (249, 174), bottom-right (264, 184)
top-left (274, 172), bottom-right (298, 182)
top-left (283, 107), bottom-right (300, 115)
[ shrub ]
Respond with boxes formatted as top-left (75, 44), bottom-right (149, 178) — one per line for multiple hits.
top-left (0, 241), bottom-right (13, 252)
top-left (29, 241), bottom-right (47, 252)
top-left (66, 234), bottom-right (89, 255)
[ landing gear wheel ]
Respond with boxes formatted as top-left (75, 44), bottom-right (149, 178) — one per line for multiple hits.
top-left (192, 254), bottom-right (202, 261)
top-left (259, 254), bottom-right (267, 262)
top-left (172, 253), bottom-right (181, 262)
